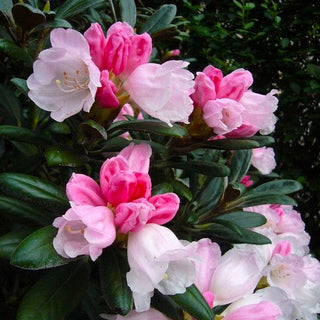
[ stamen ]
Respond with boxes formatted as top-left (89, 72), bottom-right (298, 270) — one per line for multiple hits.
top-left (65, 226), bottom-right (85, 234)
top-left (163, 273), bottom-right (168, 280)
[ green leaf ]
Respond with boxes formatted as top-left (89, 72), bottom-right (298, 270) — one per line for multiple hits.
top-left (0, 230), bottom-right (32, 259)
top-left (45, 145), bottom-right (88, 167)
top-left (48, 122), bottom-right (71, 135)
top-left (99, 247), bottom-right (132, 315)
top-left (120, 0), bottom-right (136, 27)
top-left (0, 195), bottom-right (52, 225)
top-left (80, 119), bottom-right (108, 140)
top-left (0, 0), bottom-right (14, 23)
top-left (213, 211), bottom-right (267, 228)
top-left (0, 125), bottom-right (51, 144)
top-left (108, 119), bottom-right (188, 138)
top-left (0, 84), bottom-right (22, 125)
top-left (31, 18), bottom-right (72, 32)
top-left (306, 64), bottom-right (320, 79)
top-left (12, 3), bottom-right (46, 31)
top-left (140, 4), bottom-right (177, 34)
top-left (11, 226), bottom-right (70, 269)
top-left (195, 223), bottom-right (271, 245)
top-left (155, 160), bottom-right (230, 177)
top-left (170, 284), bottom-right (213, 320)
top-left (16, 261), bottom-right (90, 320)
top-left (10, 78), bottom-right (28, 95)
top-left (152, 183), bottom-right (173, 196)
top-left (55, 0), bottom-right (105, 18)
top-left (171, 178), bottom-right (192, 201)
top-left (152, 290), bottom-right (183, 320)
top-left (228, 149), bottom-right (252, 185)
top-left (249, 179), bottom-right (303, 195)
top-left (0, 173), bottom-right (68, 207)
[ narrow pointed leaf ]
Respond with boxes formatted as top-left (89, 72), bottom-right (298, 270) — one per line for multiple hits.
top-left (140, 4), bottom-right (177, 34)
top-left (11, 225), bottom-right (70, 269)
top-left (16, 261), bottom-right (90, 320)
top-left (0, 230), bottom-right (32, 259)
top-left (120, 0), bottom-right (136, 27)
top-left (99, 247), bottom-right (132, 315)
top-left (170, 284), bottom-right (213, 320)
top-left (152, 290), bottom-right (183, 320)
top-left (56, 0), bottom-right (105, 18)
top-left (108, 119), bottom-right (188, 138)
top-left (248, 179), bottom-right (303, 195)
top-left (228, 149), bottom-right (252, 184)
top-left (213, 211), bottom-right (267, 228)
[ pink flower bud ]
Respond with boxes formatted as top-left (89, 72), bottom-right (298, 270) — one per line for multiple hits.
top-left (95, 70), bottom-right (119, 108)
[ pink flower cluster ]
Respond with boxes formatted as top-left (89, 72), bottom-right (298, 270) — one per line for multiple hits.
top-left (27, 22), bottom-right (195, 125)
top-left (192, 65), bottom-right (278, 137)
top-left (53, 143), bottom-right (180, 261)
top-left (190, 204), bottom-right (320, 320)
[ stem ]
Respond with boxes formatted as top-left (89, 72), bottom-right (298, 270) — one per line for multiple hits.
top-left (109, 0), bottom-right (117, 23)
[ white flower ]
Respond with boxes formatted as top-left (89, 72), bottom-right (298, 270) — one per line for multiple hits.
top-left (27, 28), bottom-right (101, 121)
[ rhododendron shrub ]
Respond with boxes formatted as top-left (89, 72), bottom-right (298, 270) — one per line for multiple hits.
top-left (1, 2), bottom-right (318, 320)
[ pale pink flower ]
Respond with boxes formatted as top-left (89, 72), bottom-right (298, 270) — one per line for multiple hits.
top-left (216, 69), bottom-right (253, 101)
top-left (66, 173), bottom-right (106, 206)
top-left (203, 98), bottom-right (245, 135)
top-left (100, 308), bottom-right (170, 320)
top-left (27, 28), bottom-right (101, 121)
top-left (210, 248), bottom-right (262, 305)
top-left (52, 202), bottom-right (116, 261)
top-left (191, 72), bottom-right (217, 107)
top-left (127, 224), bottom-right (198, 312)
top-left (251, 147), bottom-right (276, 175)
top-left (124, 60), bottom-right (195, 125)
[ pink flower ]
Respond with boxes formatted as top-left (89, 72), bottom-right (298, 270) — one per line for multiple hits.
top-left (27, 28), bottom-right (101, 121)
top-left (240, 175), bottom-right (254, 187)
top-left (216, 69), bottom-right (253, 101)
top-left (95, 70), bottom-right (119, 108)
top-left (101, 308), bottom-right (170, 320)
top-left (52, 202), bottom-right (116, 261)
top-left (203, 98), bottom-right (245, 135)
top-left (66, 173), bottom-right (106, 206)
top-left (191, 72), bottom-right (217, 107)
top-left (126, 224), bottom-right (198, 311)
top-left (251, 147), bottom-right (276, 175)
top-left (124, 60), bottom-right (195, 125)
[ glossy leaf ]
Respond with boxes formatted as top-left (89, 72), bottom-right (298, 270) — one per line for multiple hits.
top-left (120, 0), bottom-right (136, 27)
top-left (108, 119), bottom-right (188, 138)
top-left (48, 122), bottom-right (71, 135)
top-left (0, 84), bottom-right (22, 125)
top-left (11, 225), bottom-right (70, 269)
top-left (0, 195), bottom-right (52, 225)
top-left (31, 18), bottom-right (72, 32)
top-left (155, 160), bottom-right (230, 177)
top-left (0, 0), bottom-right (13, 20)
top-left (55, 0), bottom-right (105, 18)
top-left (80, 120), bottom-right (108, 140)
top-left (213, 211), bottom-right (267, 228)
top-left (0, 173), bottom-right (68, 206)
top-left (45, 145), bottom-right (88, 167)
top-left (228, 149), bottom-right (252, 184)
top-left (16, 261), bottom-right (90, 320)
top-left (248, 179), bottom-right (303, 195)
top-left (140, 4), bottom-right (177, 34)
top-left (10, 78), bottom-right (28, 95)
top-left (195, 223), bottom-right (271, 245)
top-left (12, 3), bottom-right (46, 31)
top-left (0, 125), bottom-right (51, 144)
top-left (0, 230), bottom-right (32, 259)
top-left (170, 284), bottom-right (213, 320)
top-left (152, 290), bottom-right (183, 320)
top-left (99, 247), bottom-right (132, 315)
top-left (152, 183), bottom-right (173, 196)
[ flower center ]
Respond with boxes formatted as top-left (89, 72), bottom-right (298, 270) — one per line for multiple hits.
top-left (55, 63), bottom-right (89, 93)
top-left (65, 225), bottom-right (85, 234)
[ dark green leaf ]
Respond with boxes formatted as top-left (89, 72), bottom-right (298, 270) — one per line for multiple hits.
top-left (0, 230), bottom-right (32, 259)
top-left (45, 145), bottom-right (88, 167)
top-left (11, 226), bottom-right (70, 269)
top-left (0, 0), bottom-right (14, 23)
top-left (16, 261), bottom-right (90, 320)
top-left (152, 183), bottom-right (173, 196)
top-left (0, 195), bottom-right (52, 225)
top-left (55, 0), bottom-right (105, 19)
top-left (155, 160), bottom-right (230, 177)
top-left (0, 125), bottom-right (51, 144)
top-left (0, 84), bottom-right (22, 125)
top-left (12, 3), bottom-right (46, 31)
top-left (31, 18), bottom-right (72, 32)
top-left (120, 0), bottom-right (136, 27)
top-left (80, 120), bottom-right (108, 140)
top-left (152, 290), bottom-right (183, 320)
top-left (0, 173), bottom-right (68, 206)
top-left (213, 211), bottom-right (267, 228)
top-left (151, 24), bottom-right (179, 40)
top-left (140, 4), bottom-right (177, 34)
top-left (248, 179), bottom-right (303, 195)
top-left (99, 247), bottom-right (132, 315)
top-left (10, 78), bottom-right (28, 95)
top-left (48, 122), bottom-right (71, 135)
top-left (228, 149), bottom-right (252, 184)
top-left (171, 178), bottom-right (192, 201)
top-left (170, 284), bottom-right (213, 320)
top-left (108, 120), bottom-right (188, 138)
top-left (195, 223), bottom-right (271, 245)
top-left (306, 64), bottom-right (320, 79)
